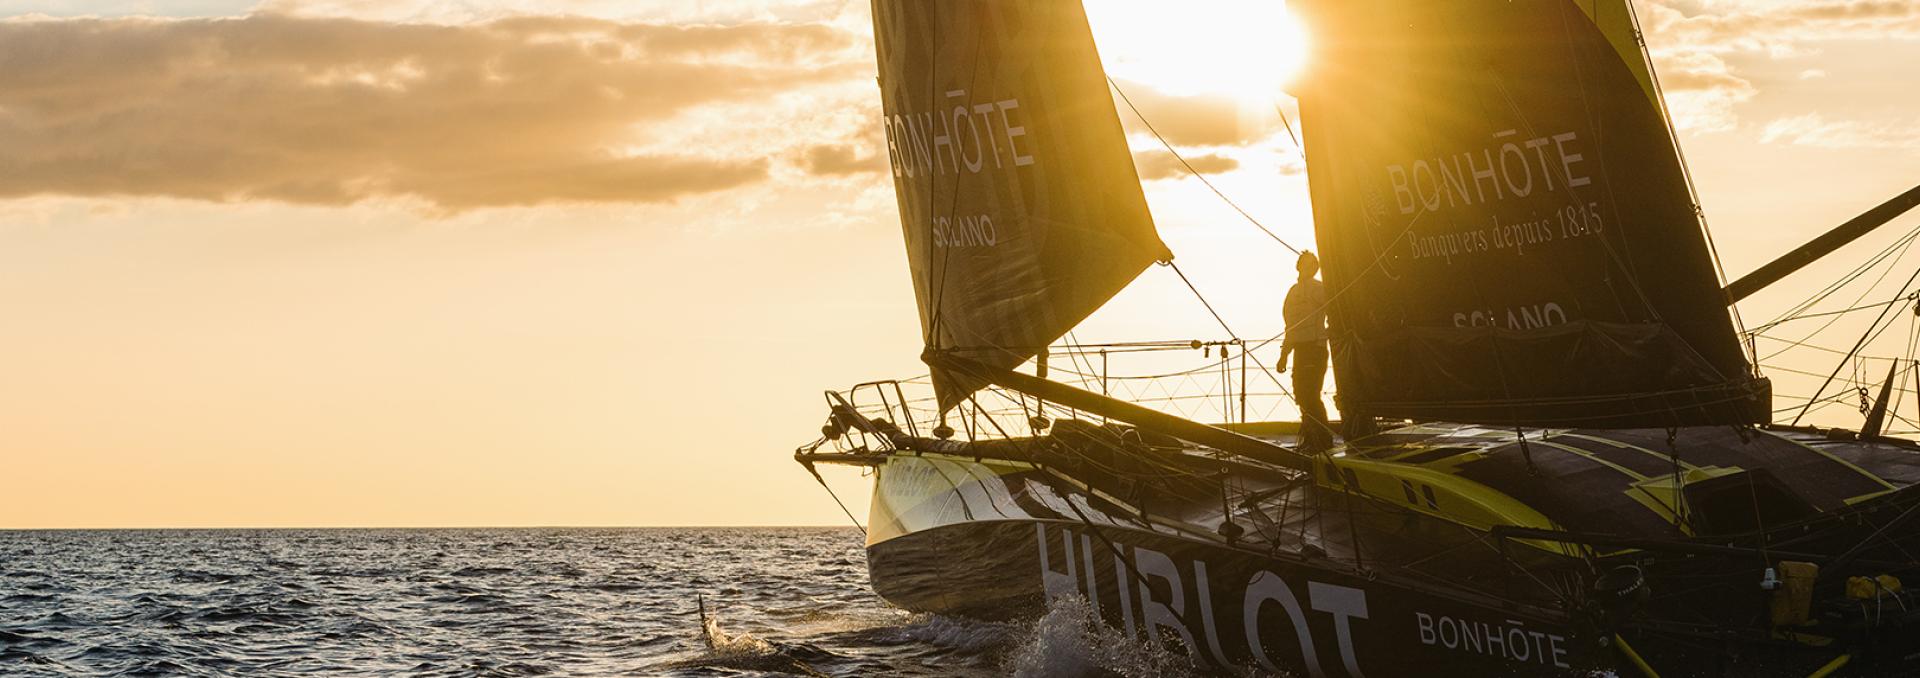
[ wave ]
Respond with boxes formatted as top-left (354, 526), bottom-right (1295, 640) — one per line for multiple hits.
top-left (650, 595), bottom-right (837, 677)
top-left (1007, 595), bottom-right (1199, 678)
top-left (0, 527), bottom-right (1042, 676)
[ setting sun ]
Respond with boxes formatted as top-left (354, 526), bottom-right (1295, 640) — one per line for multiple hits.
top-left (1085, 0), bottom-right (1310, 101)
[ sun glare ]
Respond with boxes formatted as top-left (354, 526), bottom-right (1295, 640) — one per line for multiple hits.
top-left (1085, 0), bottom-right (1310, 102)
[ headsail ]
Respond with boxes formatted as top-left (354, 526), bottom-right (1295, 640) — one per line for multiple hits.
top-left (872, 0), bottom-right (1169, 410)
top-left (1291, 0), bottom-right (1770, 427)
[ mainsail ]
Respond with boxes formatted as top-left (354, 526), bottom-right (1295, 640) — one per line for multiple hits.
top-left (872, 0), bottom-right (1170, 411)
top-left (1291, 0), bottom-right (1771, 427)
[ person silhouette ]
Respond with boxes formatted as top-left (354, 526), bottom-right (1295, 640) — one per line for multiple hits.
top-left (1277, 251), bottom-right (1333, 453)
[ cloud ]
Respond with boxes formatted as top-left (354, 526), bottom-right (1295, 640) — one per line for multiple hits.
top-left (801, 144), bottom-right (885, 176)
top-left (1111, 80), bottom-right (1278, 148)
top-left (1647, 50), bottom-right (1758, 132)
top-left (1761, 113), bottom-right (1920, 149)
top-left (1132, 150), bottom-right (1240, 181)
top-left (1646, 0), bottom-right (1920, 48)
top-left (252, 0), bottom-right (855, 25)
top-left (0, 13), bottom-right (866, 210)
top-left (1639, 0), bottom-right (1920, 132)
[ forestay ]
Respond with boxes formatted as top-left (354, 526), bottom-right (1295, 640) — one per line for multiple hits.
top-left (872, 0), bottom-right (1170, 410)
top-left (1291, 0), bottom-right (1770, 427)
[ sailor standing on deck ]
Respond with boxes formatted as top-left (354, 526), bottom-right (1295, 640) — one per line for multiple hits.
top-left (1278, 251), bottom-right (1334, 453)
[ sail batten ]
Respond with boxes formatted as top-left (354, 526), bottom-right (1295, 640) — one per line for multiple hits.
top-left (1292, 0), bottom-right (1769, 427)
top-left (872, 0), bottom-right (1168, 410)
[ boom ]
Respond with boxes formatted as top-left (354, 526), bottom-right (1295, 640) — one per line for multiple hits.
top-left (1724, 184), bottom-right (1920, 304)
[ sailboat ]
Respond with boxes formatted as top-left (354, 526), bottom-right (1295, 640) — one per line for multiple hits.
top-left (796, 0), bottom-right (1920, 675)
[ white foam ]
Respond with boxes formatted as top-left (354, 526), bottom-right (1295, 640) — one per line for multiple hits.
top-left (1007, 595), bottom-right (1199, 678)
top-left (897, 613), bottom-right (1020, 652)
top-left (701, 608), bottom-right (776, 657)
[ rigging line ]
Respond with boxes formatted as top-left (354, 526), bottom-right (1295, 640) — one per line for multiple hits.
top-left (1763, 224), bottom-right (1920, 344)
top-left (1108, 77), bottom-right (1301, 255)
top-left (1169, 262), bottom-right (1240, 340)
top-left (1754, 334), bottom-right (1879, 357)
top-left (1904, 314), bottom-right (1920, 427)
top-left (1047, 353), bottom-right (1258, 382)
top-left (1049, 177), bottom-right (1423, 388)
top-left (1271, 102), bottom-right (1302, 151)
top-left (1775, 226), bottom-right (1920, 327)
top-left (804, 461), bottom-right (867, 537)
top-left (1064, 331), bottom-right (1101, 394)
top-left (1855, 300), bottom-right (1916, 366)
top-left (1758, 256), bottom-right (1916, 367)
top-left (1778, 399), bottom-right (1845, 417)
top-left (1898, 345), bottom-right (1915, 423)
top-left (1762, 362), bottom-right (1863, 380)
top-left (1767, 226), bottom-right (1916, 326)
top-left (1755, 222), bottom-right (1920, 336)
top-left (1164, 262), bottom-right (1314, 410)
top-left (1748, 295), bottom-right (1918, 334)
top-left (1908, 303), bottom-right (1920, 364)
top-left (1793, 266), bottom-right (1920, 425)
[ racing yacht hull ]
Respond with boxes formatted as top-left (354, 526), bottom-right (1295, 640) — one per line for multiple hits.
top-left (864, 453), bottom-right (1592, 677)
top-left (859, 447), bottom-right (1920, 677)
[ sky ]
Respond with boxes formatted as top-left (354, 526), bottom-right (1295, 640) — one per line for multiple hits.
top-left (3, 0), bottom-right (1919, 528)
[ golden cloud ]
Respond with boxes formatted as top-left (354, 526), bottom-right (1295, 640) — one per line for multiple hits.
top-left (1647, 0), bottom-right (1920, 47)
top-left (0, 14), bottom-right (865, 209)
top-left (1641, 0), bottom-right (1920, 131)
top-left (801, 144), bottom-right (886, 176)
top-left (1762, 112), bottom-right (1920, 150)
top-left (1111, 80), bottom-right (1279, 148)
top-left (1132, 150), bottom-right (1240, 181)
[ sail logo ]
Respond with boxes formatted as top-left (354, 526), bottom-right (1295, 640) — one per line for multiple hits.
top-left (1451, 303), bottom-right (1569, 329)
top-left (931, 214), bottom-right (997, 248)
top-left (1386, 130), bottom-right (1591, 216)
top-left (1036, 524), bottom-right (1370, 677)
top-left (884, 90), bottom-right (1035, 179)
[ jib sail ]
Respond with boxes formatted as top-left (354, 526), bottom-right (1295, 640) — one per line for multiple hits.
top-left (872, 0), bottom-right (1170, 410)
top-left (1291, 0), bottom-right (1769, 427)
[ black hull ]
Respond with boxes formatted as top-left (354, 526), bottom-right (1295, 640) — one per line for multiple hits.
top-left (860, 453), bottom-right (1918, 677)
top-left (873, 518), bottom-right (1591, 676)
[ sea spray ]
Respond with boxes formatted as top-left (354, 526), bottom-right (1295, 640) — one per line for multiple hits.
top-left (688, 599), bottom-right (832, 677)
top-left (1007, 594), bottom-right (1200, 678)
top-left (698, 597), bottom-right (776, 657)
top-left (895, 612), bottom-right (1021, 653)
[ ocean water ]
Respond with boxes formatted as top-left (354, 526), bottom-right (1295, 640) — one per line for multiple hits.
top-left (0, 528), bottom-right (1191, 677)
